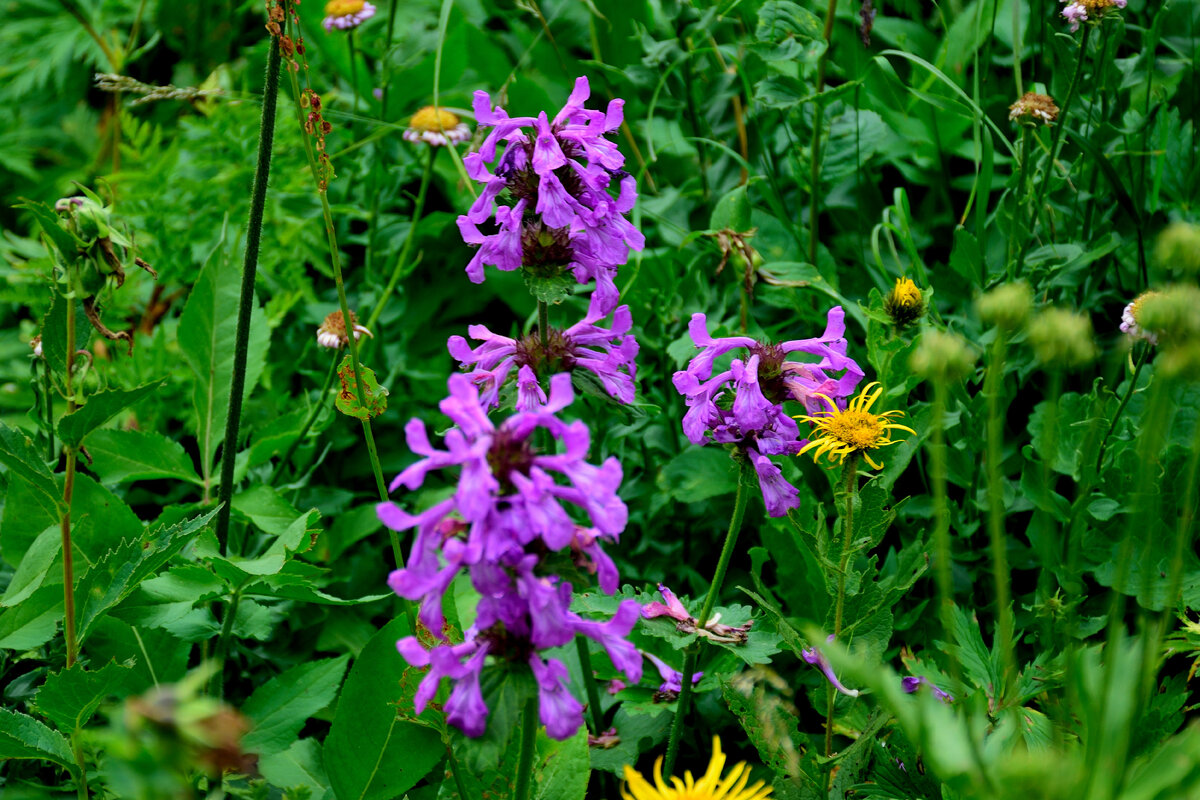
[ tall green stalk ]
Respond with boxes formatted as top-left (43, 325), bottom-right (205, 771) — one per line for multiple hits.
top-left (807, 0), bottom-right (839, 266)
top-left (1016, 24), bottom-right (1091, 277)
top-left (826, 454), bottom-right (859, 761)
top-left (60, 293), bottom-right (79, 668)
top-left (1095, 344), bottom-right (1149, 474)
top-left (929, 378), bottom-right (958, 679)
top-left (985, 334), bottom-right (1016, 699)
top-left (663, 459), bottom-right (754, 776)
top-left (214, 35), bottom-right (282, 556)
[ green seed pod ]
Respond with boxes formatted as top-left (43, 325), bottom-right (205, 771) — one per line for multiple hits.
top-left (1155, 222), bottom-right (1200, 278)
top-left (1027, 308), bottom-right (1097, 369)
top-left (977, 281), bottom-right (1033, 332)
top-left (910, 329), bottom-right (976, 383)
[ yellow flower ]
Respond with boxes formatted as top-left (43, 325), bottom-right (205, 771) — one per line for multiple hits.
top-left (404, 106), bottom-right (471, 147)
top-left (883, 277), bottom-right (924, 328)
top-left (795, 382), bottom-right (915, 470)
top-left (621, 737), bottom-right (772, 800)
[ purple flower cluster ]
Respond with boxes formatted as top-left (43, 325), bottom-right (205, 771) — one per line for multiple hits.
top-left (457, 76), bottom-right (645, 310)
top-left (672, 307), bottom-right (864, 516)
top-left (448, 291), bottom-right (639, 411)
top-left (381, 373), bottom-right (642, 739)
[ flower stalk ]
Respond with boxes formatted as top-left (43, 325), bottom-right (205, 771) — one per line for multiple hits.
top-left (664, 459), bottom-right (753, 776)
top-left (826, 453), bottom-right (859, 759)
top-left (807, 0), bottom-right (839, 266)
top-left (214, 35), bottom-right (282, 556)
top-left (61, 293), bottom-right (79, 668)
top-left (985, 333), bottom-right (1016, 697)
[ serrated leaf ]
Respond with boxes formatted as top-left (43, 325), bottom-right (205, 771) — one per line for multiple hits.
top-left (57, 381), bottom-right (165, 448)
top-left (522, 269), bottom-right (576, 304)
top-left (1, 473), bottom-right (141, 566)
top-left (85, 429), bottom-right (202, 485)
top-left (259, 738), bottom-right (330, 799)
top-left (586, 706), bottom-right (671, 776)
top-left (335, 356), bottom-right (388, 420)
top-left (178, 234), bottom-right (270, 489)
top-left (36, 660), bottom-right (136, 732)
top-left (324, 618), bottom-right (443, 800)
top-left (0, 708), bottom-right (76, 770)
top-left (15, 199), bottom-right (83, 261)
top-left (0, 421), bottom-right (61, 515)
top-left (243, 656), bottom-right (349, 757)
top-left (0, 584), bottom-right (63, 651)
top-left (232, 485), bottom-right (304, 537)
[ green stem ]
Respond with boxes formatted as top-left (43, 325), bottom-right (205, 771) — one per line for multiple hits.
top-left (575, 637), bottom-right (606, 734)
top-left (61, 295), bottom-right (78, 669)
top-left (214, 35), bottom-right (282, 556)
top-left (380, 0), bottom-right (398, 118)
top-left (43, 362), bottom-right (55, 462)
top-left (1008, 126), bottom-right (1031, 279)
top-left (270, 352), bottom-right (339, 486)
top-left (825, 455), bottom-right (859, 762)
top-left (985, 334), bottom-right (1016, 699)
top-left (513, 696), bottom-right (539, 800)
top-left (807, 0), bottom-right (839, 266)
top-left (930, 378), bottom-right (957, 680)
top-left (72, 730), bottom-right (88, 799)
top-left (1016, 23), bottom-right (1091, 277)
top-left (664, 460), bottom-right (754, 776)
top-left (538, 299), bottom-right (550, 351)
top-left (348, 30), bottom-right (358, 122)
top-left (444, 742), bottom-right (471, 800)
top-left (365, 145), bottom-right (437, 337)
top-left (1095, 344), bottom-right (1148, 474)
top-left (211, 585), bottom-right (243, 698)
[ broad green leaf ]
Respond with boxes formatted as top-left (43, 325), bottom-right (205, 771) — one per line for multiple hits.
top-left (710, 185), bottom-right (751, 231)
top-left (587, 706), bottom-right (671, 776)
top-left (232, 485), bottom-right (304, 537)
top-left (259, 738), bottom-right (331, 800)
top-left (0, 584), bottom-right (62, 651)
top-left (57, 381), bottom-right (165, 448)
top-left (325, 617), bottom-right (443, 800)
top-left (178, 236), bottom-right (270, 488)
top-left (756, 1), bottom-right (822, 42)
top-left (335, 355), bottom-right (388, 420)
top-left (85, 429), bottom-right (203, 486)
top-left (0, 708), bottom-right (75, 770)
top-left (243, 656), bottom-right (349, 757)
top-left (83, 618), bottom-right (192, 692)
top-left (14, 199), bottom-right (83, 262)
top-left (722, 673), bottom-right (809, 781)
top-left (36, 660), bottom-right (136, 732)
top-left (533, 727), bottom-right (589, 800)
top-left (0, 525), bottom-right (60, 607)
top-left (0, 421), bottom-right (60, 515)
top-left (659, 446), bottom-right (737, 503)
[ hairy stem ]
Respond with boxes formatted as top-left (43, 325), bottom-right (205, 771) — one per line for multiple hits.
top-left (214, 35), bottom-right (282, 556)
top-left (930, 378), bottom-right (957, 679)
top-left (61, 294), bottom-right (78, 668)
top-left (513, 696), bottom-right (540, 800)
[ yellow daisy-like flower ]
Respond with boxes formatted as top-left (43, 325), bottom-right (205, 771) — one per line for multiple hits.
top-left (795, 382), bottom-right (915, 470)
top-left (883, 276), bottom-right (925, 328)
top-left (621, 737), bottom-right (772, 800)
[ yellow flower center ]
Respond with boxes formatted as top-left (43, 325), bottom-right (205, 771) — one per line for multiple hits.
top-left (818, 408), bottom-right (890, 450)
top-left (409, 106), bottom-right (460, 133)
top-left (325, 0), bottom-right (365, 15)
top-left (890, 277), bottom-right (921, 308)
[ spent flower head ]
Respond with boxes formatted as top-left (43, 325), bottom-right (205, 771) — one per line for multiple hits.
top-left (1009, 92), bottom-right (1060, 125)
top-left (404, 106), bottom-right (471, 147)
top-left (795, 382), bottom-right (914, 471)
top-left (884, 277), bottom-right (925, 328)
top-left (316, 309), bottom-right (372, 349)
top-left (1120, 291), bottom-right (1161, 345)
top-left (1028, 308), bottom-right (1097, 368)
top-left (1060, 0), bottom-right (1126, 32)
top-left (621, 736), bottom-right (772, 800)
top-left (322, 0), bottom-right (376, 30)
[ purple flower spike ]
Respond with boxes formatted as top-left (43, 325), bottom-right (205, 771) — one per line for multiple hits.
top-left (448, 291), bottom-right (639, 410)
top-left (672, 307), bottom-right (863, 517)
top-left (801, 635), bottom-right (860, 698)
top-left (459, 77), bottom-right (643, 297)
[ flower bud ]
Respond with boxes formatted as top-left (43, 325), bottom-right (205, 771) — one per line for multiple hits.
top-left (1027, 308), bottom-right (1097, 369)
top-left (884, 277), bottom-right (925, 328)
top-left (1155, 221), bottom-right (1200, 278)
top-left (910, 329), bottom-right (976, 382)
top-left (977, 281), bottom-right (1033, 332)
top-left (1135, 285), bottom-right (1200, 343)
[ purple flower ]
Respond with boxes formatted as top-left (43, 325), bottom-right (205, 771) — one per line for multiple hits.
top-left (802, 635), bottom-right (860, 698)
top-left (901, 675), bottom-right (954, 703)
top-left (672, 307), bottom-right (863, 517)
top-left (458, 77), bottom-right (643, 297)
top-left (643, 651), bottom-right (703, 699)
top-left (1060, 1), bottom-right (1087, 31)
top-left (447, 291), bottom-right (639, 410)
top-left (641, 584), bottom-right (752, 644)
top-left (322, 0), bottom-right (376, 31)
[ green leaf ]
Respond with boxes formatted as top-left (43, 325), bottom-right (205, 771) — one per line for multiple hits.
top-left (85, 429), bottom-right (203, 486)
top-left (0, 584), bottom-right (63, 651)
top-left (1, 473), bottom-right (142, 567)
top-left (178, 235), bottom-right (270, 487)
top-left (756, 1), bottom-right (822, 42)
top-left (259, 738), bottom-right (331, 799)
top-left (0, 421), bottom-right (61, 515)
top-left (533, 727), bottom-right (589, 800)
top-left (15, 199), bottom-right (83, 261)
top-left (0, 708), bottom-right (76, 770)
top-left (522, 268), bottom-right (577, 305)
top-left (335, 355), bottom-right (388, 420)
top-left (35, 660), bottom-right (136, 732)
top-left (587, 706), bottom-right (671, 776)
top-left (659, 446), bottom-right (737, 503)
top-left (722, 673), bottom-right (810, 781)
top-left (710, 185), bottom-right (752, 231)
top-left (0, 525), bottom-right (60, 607)
top-left (324, 617), bottom-right (443, 800)
top-left (57, 381), bottom-right (165, 448)
top-left (232, 485), bottom-right (305, 537)
top-left (40, 291), bottom-right (92, 385)
top-left (243, 656), bottom-right (349, 757)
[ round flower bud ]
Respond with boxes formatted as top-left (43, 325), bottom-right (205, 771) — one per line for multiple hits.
top-left (910, 329), bottom-right (976, 383)
top-left (977, 281), bottom-right (1033, 332)
top-left (1155, 222), bottom-right (1200, 278)
top-left (884, 277), bottom-right (925, 328)
top-left (1134, 285), bottom-right (1200, 343)
top-left (1027, 308), bottom-right (1097, 368)
top-left (316, 310), bottom-right (372, 349)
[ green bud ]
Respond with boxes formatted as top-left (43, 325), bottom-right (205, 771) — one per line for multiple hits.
top-left (977, 281), bottom-right (1033, 331)
top-left (884, 277), bottom-right (926, 328)
top-left (910, 329), bottom-right (976, 382)
top-left (1027, 308), bottom-right (1096, 369)
top-left (1155, 222), bottom-right (1200, 277)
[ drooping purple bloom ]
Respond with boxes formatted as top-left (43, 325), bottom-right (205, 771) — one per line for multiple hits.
top-left (672, 307), bottom-right (864, 516)
top-left (381, 372), bottom-right (641, 740)
top-left (641, 584), bottom-right (752, 643)
top-left (643, 651), bottom-right (703, 699)
top-left (447, 291), bottom-right (639, 410)
top-left (802, 635), bottom-right (860, 698)
top-left (901, 675), bottom-right (954, 703)
top-left (458, 77), bottom-right (644, 300)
